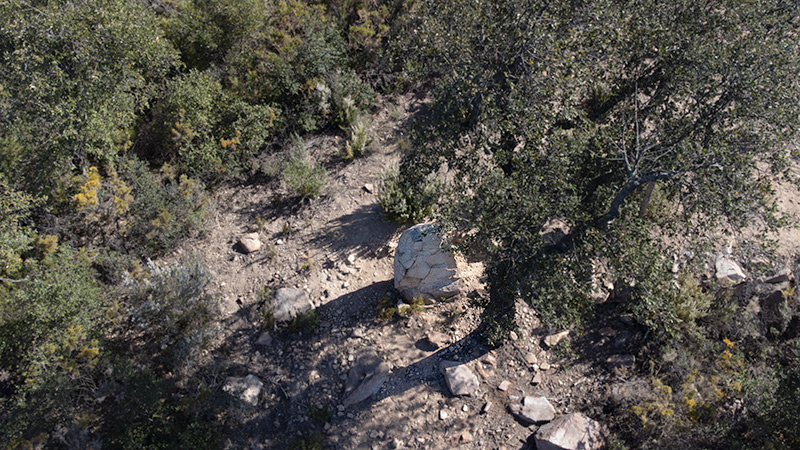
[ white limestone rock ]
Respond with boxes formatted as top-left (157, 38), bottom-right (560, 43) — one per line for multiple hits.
top-left (715, 255), bottom-right (746, 286)
top-left (223, 374), bottom-right (263, 406)
top-left (534, 413), bottom-right (607, 450)
top-left (394, 224), bottom-right (464, 302)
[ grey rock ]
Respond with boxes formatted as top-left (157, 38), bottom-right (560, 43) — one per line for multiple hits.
top-left (272, 288), bottom-right (314, 322)
top-left (394, 224), bottom-right (464, 302)
top-left (716, 255), bottom-right (746, 285)
top-left (764, 267), bottom-right (793, 284)
top-left (534, 413), bottom-right (607, 450)
top-left (439, 360), bottom-right (479, 396)
top-left (223, 374), bottom-right (263, 406)
top-left (498, 380), bottom-right (512, 391)
top-left (342, 350), bottom-right (389, 407)
top-left (238, 233), bottom-right (262, 253)
top-left (256, 332), bottom-right (273, 346)
top-left (509, 396), bottom-right (556, 424)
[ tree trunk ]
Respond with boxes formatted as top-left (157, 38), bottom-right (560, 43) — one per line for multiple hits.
top-left (638, 181), bottom-right (656, 218)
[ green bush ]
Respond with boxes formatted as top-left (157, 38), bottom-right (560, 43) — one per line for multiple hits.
top-left (378, 165), bottom-right (442, 223)
top-left (283, 147), bottom-right (327, 198)
top-left (102, 360), bottom-right (223, 450)
top-left (0, 0), bottom-right (177, 195)
top-left (162, 0), bottom-right (269, 71)
top-left (342, 117), bottom-right (373, 159)
top-left (0, 246), bottom-right (103, 444)
top-left (119, 157), bottom-right (207, 257)
top-left (289, 309), bottom-right (320, 333)
top-left (222, 0), bottom-right (373, 132)
top-left (155, 70), bottom-right (226, 179)
top-left (123, 258), bottom-right (219, 371)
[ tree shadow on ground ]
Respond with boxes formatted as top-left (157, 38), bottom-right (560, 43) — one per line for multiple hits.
top-left (305, 203), bottom-right (403, 261)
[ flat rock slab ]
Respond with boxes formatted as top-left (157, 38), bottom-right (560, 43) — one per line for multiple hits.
top-left (223, 374), bottom-right (263, 406)
top-left (343, 350), bottom-right (390, 407)
top-left (510, 396), bottom-right (556, 424)
top-left (394, 224), bottom-right (464, 302)
top-left (272, 288), bottom-right (314, 322)
top-left (439, 360), bottom-right (479, 396)
top-left (534, 412), bottom-right (607, 450)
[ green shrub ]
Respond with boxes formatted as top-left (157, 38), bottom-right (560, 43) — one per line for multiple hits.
top-left (378, 165), bottom-right (442, 223)
top-left (0, 0), bottom-right (177, 196)
top-left (119, 157), bottom-right (207, 257)
top-left (103, 360), bottom-right (223, 450)
top-left (156, 70), bottom-right (226, 179)
top-left (123, 258), bottom-right (219, 371)
top-left (289, 309), bottom-right (320, 333)
top-left (0, 246), bottom-right (103, 444)
top-left (163, 0), bottom-right (269, 71)
top-left (0, 181), bottom-right (37, 285)
top-left (283, 151), bottom-right (327, 198)
top-left (342, 117), bottom-right (373, 159)
top-left (292, 432), bottom-right (326, 450)
top-left (222, 0), bottom-right (373, 132)
top-left (375, 296), bottom-right (397, 323)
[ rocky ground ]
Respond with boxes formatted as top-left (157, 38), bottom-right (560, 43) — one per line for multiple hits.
top-left (168, 91), bottom-right (800, 450)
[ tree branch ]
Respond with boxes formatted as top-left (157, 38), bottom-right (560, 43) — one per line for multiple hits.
top-left (0, 277), bottom-right (28, 283)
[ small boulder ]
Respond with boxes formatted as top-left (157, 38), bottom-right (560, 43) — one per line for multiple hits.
top-left (509, 396), bottom-right (556, 424)
top-left (534, 413), bottom-right (607, 450)
top-left (439, 361), bottom-right (479, 396)
top-left (239, 233), bottom-right (262, 254)
top-left (544, 330), bottom-right (570, 348)
top-left (223, 374), bottom-right (263, 406)
top-left (394, 224), bottom-right (464, 302)
top-left (256, 332), bottom-right (273, 346)
top-left (342, 350), bottom-right (389, 407)
top-left (272, 288), bottom-right (314, 322)
top-left (716, 255), bottom-right (746, 286)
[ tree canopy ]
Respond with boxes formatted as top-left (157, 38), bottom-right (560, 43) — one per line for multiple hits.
top-left (397, 0), bottom-right (800, 339)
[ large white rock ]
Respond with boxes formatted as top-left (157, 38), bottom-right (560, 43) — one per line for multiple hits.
top-left (534, 413), bottom-right (607, 450)
top-left (223, 374), bottom-right (263, 406)
top-left (272, 288), bottom-right (314, 322)
top-left (716, 255), bottom-right (746, 286)
top-left (394, 224), bottom-right (463, 302)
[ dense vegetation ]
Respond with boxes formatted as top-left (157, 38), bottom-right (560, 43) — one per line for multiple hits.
top-left (1, 0), bottom-right (799, 448)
